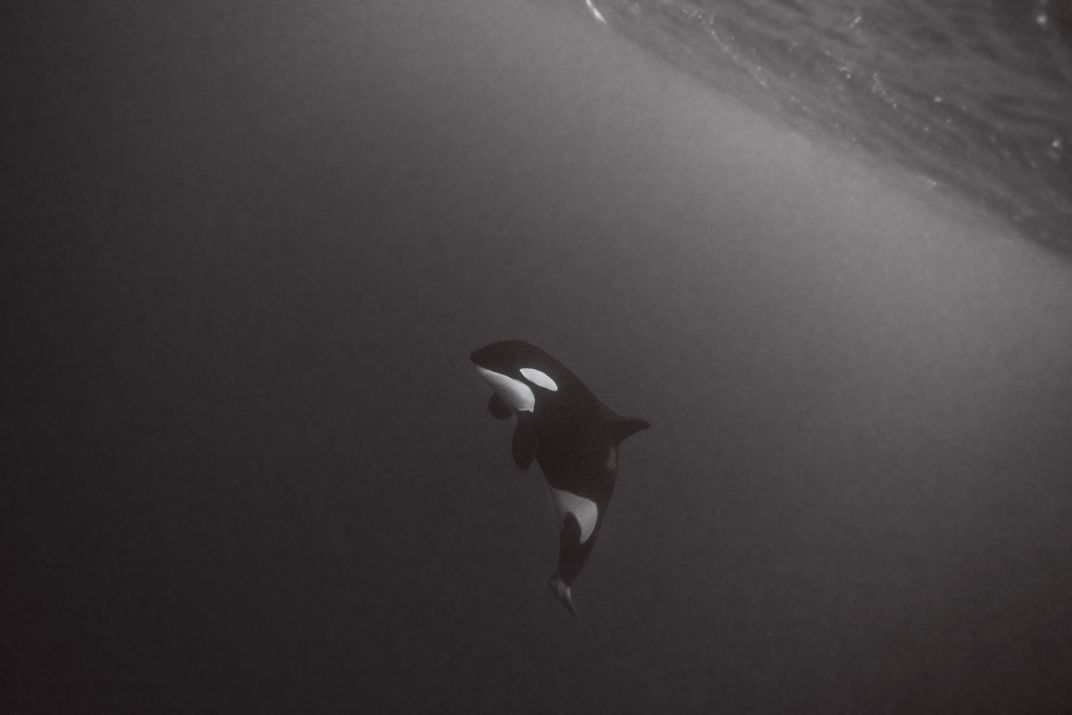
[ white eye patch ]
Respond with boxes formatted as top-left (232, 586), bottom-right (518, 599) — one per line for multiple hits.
top-left (520, 367), bottom-right (558, 392)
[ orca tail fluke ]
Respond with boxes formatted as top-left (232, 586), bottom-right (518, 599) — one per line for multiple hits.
top-left (547, 574), bottom-right (578, 618)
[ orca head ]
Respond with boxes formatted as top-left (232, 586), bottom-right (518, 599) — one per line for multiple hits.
top-left (471, 340), bottom-right (562, 414)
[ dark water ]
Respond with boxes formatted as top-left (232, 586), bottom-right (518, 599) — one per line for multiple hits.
top-left (6, 0), bottom-right (1072, 713)
top-left (587, 0), bottom-right (1072, 251)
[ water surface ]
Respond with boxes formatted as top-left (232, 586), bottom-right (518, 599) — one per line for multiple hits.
top-left (585, 0), bottom-right (1072, 250)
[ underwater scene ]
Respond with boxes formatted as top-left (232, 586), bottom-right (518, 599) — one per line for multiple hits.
top-left (7, 0), bottom-right (1072, 712)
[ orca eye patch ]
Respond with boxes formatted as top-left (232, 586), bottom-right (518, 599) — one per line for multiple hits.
top-left (520, 367), bottom-right (558, 392)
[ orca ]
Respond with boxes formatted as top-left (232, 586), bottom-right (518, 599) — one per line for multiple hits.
top-left (471, 339), bottom-right (649, 617)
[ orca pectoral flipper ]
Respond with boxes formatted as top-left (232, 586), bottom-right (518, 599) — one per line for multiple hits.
top-left (512, 411), bottom-right (537, 470)
top-left (488, 393), bottom-right (512, 419)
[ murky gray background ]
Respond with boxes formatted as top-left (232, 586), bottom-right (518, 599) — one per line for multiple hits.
top-left (6, 0), bottom-right (1072, 712)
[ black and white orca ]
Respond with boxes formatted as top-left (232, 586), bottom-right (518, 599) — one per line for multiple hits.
top-left (471, 339), bottom-right (649, 617)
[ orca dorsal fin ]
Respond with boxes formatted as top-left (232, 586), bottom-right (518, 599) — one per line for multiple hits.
top-left (606, 415), bottom-right (650, 444)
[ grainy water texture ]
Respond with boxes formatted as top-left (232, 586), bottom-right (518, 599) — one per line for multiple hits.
top-left (6, 0), bottom-right (1072, 713)
top-left (586, 0), bottom-right (1072, 249)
